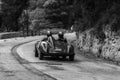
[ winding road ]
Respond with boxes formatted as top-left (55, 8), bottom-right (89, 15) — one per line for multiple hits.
top-left (0, 36), bottom-right (54, 80)
top-left (14, 40), bottom-right (120, 80)
top-left (0, 33), bottom-right (120, 80)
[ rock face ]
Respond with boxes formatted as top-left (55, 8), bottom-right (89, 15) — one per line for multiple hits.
top-left (76, 30), bottom-right (120, 62)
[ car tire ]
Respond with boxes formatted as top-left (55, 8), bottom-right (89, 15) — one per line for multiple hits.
top-left (35, 47), bottom-right (38, 57)
top-left (39, 52), bottom-right (44, 60)
top-left (68, 45), bottom-right (75, 61)
top-left (62, 56), bottom-right (66, 59)
top-left (69, 55), bottom-right (74, 61)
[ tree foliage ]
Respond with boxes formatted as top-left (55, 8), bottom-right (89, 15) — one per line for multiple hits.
top-left (1, 0), bottom-right (29, 31)
top-left (25, 0), bottom-right (47, 31)
top-left (0, 0), bottom-right (120, 33)
top-left (44, 0), bottom-right (120, 32)
top-left (44, 0), bottom-right (74, 29)
top-left (73, 0), bottom-right (120, 32)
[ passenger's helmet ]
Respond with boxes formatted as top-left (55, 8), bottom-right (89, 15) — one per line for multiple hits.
top-left (58, 31), bottom-right (64, 38)
top-left (47, 31), bottom-right (52, 37)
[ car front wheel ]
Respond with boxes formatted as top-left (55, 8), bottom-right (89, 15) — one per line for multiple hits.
top-left (39, 52), bottom-right (44, 60)
top-left (35, 47), bottom-right (38, 57)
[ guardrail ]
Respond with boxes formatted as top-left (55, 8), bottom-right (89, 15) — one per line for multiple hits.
top-left (0, 29), bottom-right (69, 39)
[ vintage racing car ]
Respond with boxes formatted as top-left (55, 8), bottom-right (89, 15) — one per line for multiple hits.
top-left (34, 37), bottom-right (75, 61)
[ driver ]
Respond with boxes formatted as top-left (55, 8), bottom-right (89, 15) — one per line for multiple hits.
top-left (58, 31), bottom-right (67, 43)
top-left (46, 31), bottom-right (55, 48)
top-left (42, 31), bottom-right (53, 41)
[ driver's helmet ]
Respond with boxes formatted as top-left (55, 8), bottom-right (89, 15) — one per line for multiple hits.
top-left (58, 31), bottom-right (64, 39)
top-left (47, 31), bottom-right (52, 37)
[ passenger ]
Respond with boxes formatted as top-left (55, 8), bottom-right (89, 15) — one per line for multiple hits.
top-left (58, 31), bottom-right (67, 43)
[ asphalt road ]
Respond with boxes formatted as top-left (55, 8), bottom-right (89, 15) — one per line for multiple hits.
top-left (0, 36), bottom-right (55, 80)
top-left (15, 39), bottom-right (120, 80)
top-left (0, 33), bottom-right (120, 80)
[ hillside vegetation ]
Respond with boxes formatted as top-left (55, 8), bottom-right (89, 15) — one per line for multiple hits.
top-left (73, 0), bottom-right (120, 63)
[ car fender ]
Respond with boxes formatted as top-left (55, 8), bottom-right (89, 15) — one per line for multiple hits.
top-left (40, 41), bottom-right (48, 52)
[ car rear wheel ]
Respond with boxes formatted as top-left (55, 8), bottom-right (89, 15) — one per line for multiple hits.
top-left (62, 56), bottom-right (66, 59)
top-left (69, 45), bottom-right (75, 61)
top-left (69, 55), bottom-right (74, 61)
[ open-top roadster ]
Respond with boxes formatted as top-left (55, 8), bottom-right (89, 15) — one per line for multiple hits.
top-left (35, 36), bottom-right (75, 61)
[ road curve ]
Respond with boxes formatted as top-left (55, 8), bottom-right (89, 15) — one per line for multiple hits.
top-left (0, 36), bottom-right (57, 80)
top-left (13, 39), bottom-right (120, 80)
top-left (11, 40), bottom-right (57, 80)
